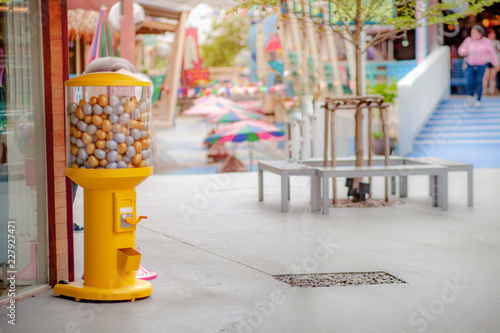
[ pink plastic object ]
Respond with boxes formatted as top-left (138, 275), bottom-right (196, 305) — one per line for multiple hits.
top-left (136, 265), bottom-right (157, 280)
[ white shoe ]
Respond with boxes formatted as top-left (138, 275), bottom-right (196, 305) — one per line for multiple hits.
top-left (468, 97), bottom-right (474, 106)
top-left (475, 101), bottom-right (482, 107)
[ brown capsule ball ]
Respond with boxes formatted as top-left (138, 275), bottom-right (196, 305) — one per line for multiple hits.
top-left (132, 153), bottom-right (143, 165)
top-left (97, 94), bottom-right (108, 107)
top-left (117, 142), bottom-right (127, 154)
top-left (146, 130), bottom-right (151, 139)
top-left (127, 119), bottom-right (138, 129)
top-left (101, 114), bottom-right (108, 120)
top-left (70, 144), bottom-right (79, 156)
top-left (123, 100), bottom-right (135, 113)
top-left (101, 119), bottom-right (112, 132)
top-left (96, 140), bottom-right (106, 149)
top-left (137, 121), bottom-right (145, 130)
top-left (72, 128), bottom-right (83, 139)
top-left (92, 115), bottom-right (103, 127)
top-left (86, 143), bottom-right (96, 155)
top-left (105, 148), bottom-right (111, 153)
top-left (138, 160), bottom-right (147, 168)
top-left (140, 113), bottom-right (148, 123)
top-left (127, 163), bottom-right (134, 168)
top-left (88, 155), bottom-right (99, 168)
top-left (82, 132), bottom-right (93, 144)
top-left (130, 96), bottom-right (138, 102)
top-left (133, 141), bottom-right (142, 152)
top-left (106, 131), bottom-right (114, 141)
top-left (99, 159), bottom-right (108, 167)
top-left (71, 163), bottom-right (79, 168)
top-left (121, 127), bottom-right (130, 136)
top-left (84, 115), bottom-right (92, 124)
top-left (112, 123), bottom-right (122, 133)
top-left (89, 96), bottom-right (98, 106)
top-left (116, 154), bottom-right (123, 162)
top-left (95, 129), bottom-right (106, 140)
top-left (76, 108), bottom-right (85, 120)
top-left (78, 99), bottom-right (86, 108)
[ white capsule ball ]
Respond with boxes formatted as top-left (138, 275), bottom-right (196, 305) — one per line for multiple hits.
top-left (106, 162), bottom-right (117, 169)
top-left (94, 149), bottom-right (106, 160)
top-left (109, 113), bottom-right (119, 124)
top-left (131, 129), bottom-right (141, 140)
top-left (115, 105), bottom-right (125, 115)
top-left (109, 95), bottom-right (119, 107)
top-left (126, 146), bottom-right (136, 158)
top-left (144, 122), bottom-right (150, 130)
top-left (107, 150), bottom-right (118, 162)
top-left (117, 161), bottom-right (127, 169)
top-left (141, 150), bottom-right (150, 160)
top-left (114, 132), bottom-right (126, 143)
top-left (92, 104), bottom-right (103, 115)
top-left (146, 159), bottom-right (152, 167)
top-left (77, 121), bottom-right (87, 132)
top-left (78, 148), bottom-right (88, 160)
top-left (86, 124), bottom-right (97, 135)
top-left (71, 114), bottom-right (79, 125)
top-left (82, 103), bottom-right (93, 115)
top-left (119, 97), bottom-right (128, 106)
top-left (76, 139), bottom-right (85, 148)
top-left (131, 108), bottom-right (141, 120)
top-left (119, 113), bottom-right (130, 125)
top-left (106, 140), bottom-right (118, 150)
top-left (104, 105), bottom-right (114, 115)
top-left (68, 103), bottom-right (78, 114)
top-left (125, 136), bottom-right (134, 146)
top-left (139, 101), bottom-right (147, 113)
top-left (140, 130), bottom-right (147, 139)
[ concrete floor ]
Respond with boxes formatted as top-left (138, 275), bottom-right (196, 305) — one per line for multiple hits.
top-left (1, 169), bottom-right (500, 333)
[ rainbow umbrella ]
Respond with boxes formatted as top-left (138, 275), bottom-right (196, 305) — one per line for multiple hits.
top-left (205, 120), bottom-right (285, 170)
top-left (204, 109), bottom-right (263, 123)
top-left (86, 5), bottom-right (116, 65)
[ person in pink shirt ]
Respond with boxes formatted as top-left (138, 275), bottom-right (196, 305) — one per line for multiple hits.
top-left (458, 25), bottom-right (500, 106)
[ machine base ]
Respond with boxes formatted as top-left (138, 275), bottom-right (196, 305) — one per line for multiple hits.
top-left (53, 279), bottom-right (152, 302)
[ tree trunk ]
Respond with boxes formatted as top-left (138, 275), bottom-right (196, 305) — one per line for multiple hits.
top-left (354, 1), bottom-right (364, 188)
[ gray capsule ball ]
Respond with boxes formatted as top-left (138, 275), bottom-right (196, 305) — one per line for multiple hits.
top-left (117, 161), bottom-right (127, 169)
top-left (106, 140), bottom-right (118, 150)
top-left (141, 150), bottom-right (150, 160)
top-left (92, 104), bottom-right (103, 115)
top-left (109, 95), bottom-right (119, 107)
top-left (107, 150), bottom-right (118, 162)
top-left (119, 113), bottom-right (130, 125)
top-left (76, 156), bottom-right (85, 165)
top-left (104, 105), bottom-right (114, 115)
top-left (146, 159), bottom-right (152, 167)
top-left (125, 136), bottom-right (134, 146)
top-left (144, 122), bottom-right (150, 130)
top-left (71, 114), bottom-right (79, 125)
top-left (78, 148), bottom-right (88, 160)
top-left (82, 103), bottom-right (92, 115)
top-left (69, 154), bottom-right (76, 163)
top-left (109, 113), bottom-right (119, 124)
top-left (140, 130), bottom-right (147, 139)
top-left (77, 121), bottom-right (87, 132)
top-left (131, 129), bottom-right (141, 140)
top-left (126, 146), bottom-right (136, 158)
top-left (76, 139), bottom-right (85, 148)
top-left (70, 136), bottom-right (77, 145)
top-left (86, 124), bottom-right (97, 135)
top-left (119, 97), bottom-right (128, 106)
top-left (115, 105), bottom-right (125, 116)
top-left (122, 156), bottom-right (131, 163)
top-left (139, 101), bottom-right (147, 113)
top-left (114, 132), bottom-right (126, 143)
top-left (94, 149), bottom-right (106, 160)
top-left (106, 162), bottom-right (117, 169)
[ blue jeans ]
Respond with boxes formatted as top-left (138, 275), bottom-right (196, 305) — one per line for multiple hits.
top-left (466, 64), bottom-right (487, 101)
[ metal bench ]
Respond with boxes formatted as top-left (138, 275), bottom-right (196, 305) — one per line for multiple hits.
top-left (258, 160), bottom-right (321, 212)
top-left (316, 164), bottom-right (449, 214)
top-left (402, 157), bottom-right (473, 207)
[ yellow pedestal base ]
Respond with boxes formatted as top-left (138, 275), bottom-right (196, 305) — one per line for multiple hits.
top-left (53, 279), bottom-right (152, 302)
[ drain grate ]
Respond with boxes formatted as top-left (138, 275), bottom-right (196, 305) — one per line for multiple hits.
top-left (273, 272), bottom-right (406, 287)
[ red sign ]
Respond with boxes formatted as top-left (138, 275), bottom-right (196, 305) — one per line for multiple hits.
top-left (185, 69), bottom-right (209, 87)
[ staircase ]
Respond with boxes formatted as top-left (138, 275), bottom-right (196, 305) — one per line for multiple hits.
top-left (410, 97), bottom-right (500, 168)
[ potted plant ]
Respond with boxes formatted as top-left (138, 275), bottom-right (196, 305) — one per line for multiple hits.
top-left (367, 80), bottom-right (398, 155)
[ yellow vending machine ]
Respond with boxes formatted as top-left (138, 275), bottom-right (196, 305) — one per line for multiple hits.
top-left (54, 72), bottom-right (153, 302)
